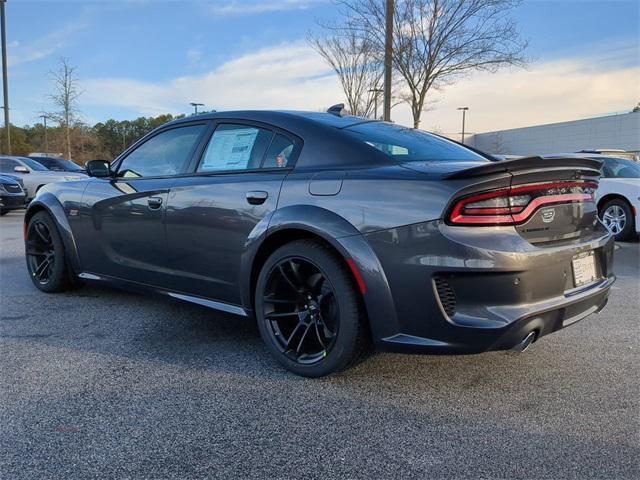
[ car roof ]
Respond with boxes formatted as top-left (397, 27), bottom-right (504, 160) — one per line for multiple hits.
top-left (164, 109), bottom-right (374, 130)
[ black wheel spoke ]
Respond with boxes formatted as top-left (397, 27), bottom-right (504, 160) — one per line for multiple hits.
top-left (34, 257), bottom-right (52, 280)
top-left (295, 323), bottom-right (313, 354)
top-left (288, 260), bottom-right (306, 290)
top-left (263, 294), bottom-right (297, 305)
top-left (266, 311), bottom-right (300, 320)
top-left (278, 264), bottom-right (302, 294)
top-left (284, 321), bottom-right (305, 349)
top-left (34, 223), bottom-right (50, 243)
top-left (314, 321), bottom-right (327, 349)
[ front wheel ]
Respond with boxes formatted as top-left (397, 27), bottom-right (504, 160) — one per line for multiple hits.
top-left (600, 199), bottom-right (635, 241)
top-left (25, 211), bottom-right (73, 292)
top-left (255, 240), bottom-right (370, 377)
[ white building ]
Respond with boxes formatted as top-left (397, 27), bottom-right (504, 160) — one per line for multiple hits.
top-left (468, 112), bottom-right (639, 157)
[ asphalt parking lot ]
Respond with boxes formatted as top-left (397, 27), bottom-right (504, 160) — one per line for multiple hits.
top-left (1, 210), bottom-right (638, 479)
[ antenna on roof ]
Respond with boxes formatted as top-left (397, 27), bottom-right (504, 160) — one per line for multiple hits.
top-left (327, 103), bottom-right (347, 117)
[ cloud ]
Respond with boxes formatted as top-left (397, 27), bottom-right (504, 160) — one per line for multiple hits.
top-left (8, 22), bottom-right (87, 67)
top-left (82, 38), bottom-right (638, 135)
top-left (409, 50), bottom-right (640, 135)
top-left (208, 0), bottom-right (324, 16)
top-left (83, 42), bottom-right (341, 117)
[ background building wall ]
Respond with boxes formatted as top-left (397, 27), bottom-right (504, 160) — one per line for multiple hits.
top-left (468, 112), bottom-right (640, 156)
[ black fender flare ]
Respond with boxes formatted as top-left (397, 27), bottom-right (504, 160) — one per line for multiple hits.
top-left (240, 205), bottom-right (398, 346)
top-left (25, 193), bottom-right (82, 275)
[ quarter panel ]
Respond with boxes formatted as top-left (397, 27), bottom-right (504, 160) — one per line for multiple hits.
top-left (278, 167), bottom-right (511, 234)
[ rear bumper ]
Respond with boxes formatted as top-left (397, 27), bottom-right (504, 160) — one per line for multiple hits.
top-left (364, 220), bottom-right (615, 354)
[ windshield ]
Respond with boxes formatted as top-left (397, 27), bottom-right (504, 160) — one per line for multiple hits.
top-left (343, 122), bottom-right (489, 163)
top-left (21, 158), bottom-right (49, 171)
top-left (60, 160), bottom-right (84, 171)
top-left (602, 157), bottom-right (640, 178)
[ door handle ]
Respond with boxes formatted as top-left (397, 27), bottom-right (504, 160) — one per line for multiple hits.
top-left (246, 191), bottom-right (268, 205)
top-left (147, 196), bottom-right (163, 209)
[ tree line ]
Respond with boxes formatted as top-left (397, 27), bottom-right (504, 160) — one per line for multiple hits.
top-left (0, 113), bottom-right (185, 165)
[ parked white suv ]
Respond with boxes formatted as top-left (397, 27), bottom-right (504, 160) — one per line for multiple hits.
top-left (0, 156), bottom-right (86, 201)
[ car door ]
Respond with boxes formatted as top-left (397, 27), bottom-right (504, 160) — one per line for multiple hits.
top-left (77, 122), bottom-right (209, 286)
top-left (164, 121), bottom-right (300, 304)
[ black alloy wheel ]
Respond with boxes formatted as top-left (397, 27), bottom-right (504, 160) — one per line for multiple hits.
top-left (256, 240), bottom-right (369, 377)
top-left (262, 256), bottom-right (339, 364)
top-left (26, 219), bottom-right (56, 285)
top-left (25, 211), bottom-right (71, 292)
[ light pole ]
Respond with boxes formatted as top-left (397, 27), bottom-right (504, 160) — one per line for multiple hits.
top-left (190, 102), bottom-right (204, 115)
top-left (368, 88), bottom-right (383, 119)
top-left (457, 107), bottom-right (469, 144)
top-left (382, 0), bottom-right (394, 122)
top-left (40, 114), bottom-right (49, 155)
top-left (1, 0), bottom-right (10, 154)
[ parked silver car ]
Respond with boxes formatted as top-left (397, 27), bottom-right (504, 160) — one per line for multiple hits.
top-left (0, 156), bottom-right (86, 200)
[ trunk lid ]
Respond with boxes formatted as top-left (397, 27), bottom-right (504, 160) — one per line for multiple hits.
top-left (444, 156), bottom-right (604, 244)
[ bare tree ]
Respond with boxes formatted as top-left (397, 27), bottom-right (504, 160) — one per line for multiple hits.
top-left (336, 0), bottom-right (528, 128)
top-left (48, 57), bottom-right (82, 159)
top-left (309, 28), bottom-right (384, 118)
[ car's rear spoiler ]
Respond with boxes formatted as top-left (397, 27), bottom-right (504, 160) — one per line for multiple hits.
top-left (444, 156), bottom-right (603, 180)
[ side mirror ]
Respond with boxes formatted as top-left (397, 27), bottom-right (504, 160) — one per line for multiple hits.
top-left (85, 160), bottom-right (112, 178)
top-left (14, 166), bottom-right (29, 174)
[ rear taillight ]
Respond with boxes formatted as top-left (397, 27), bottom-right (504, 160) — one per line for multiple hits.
top-left (448, 181), bottom-right (597, 226)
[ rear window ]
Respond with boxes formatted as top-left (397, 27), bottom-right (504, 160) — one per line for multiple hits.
top-left (343, 122), bottom-right (488, 163)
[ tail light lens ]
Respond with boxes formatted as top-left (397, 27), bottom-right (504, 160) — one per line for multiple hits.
top-left (448, 181), bottom-right (597, 226)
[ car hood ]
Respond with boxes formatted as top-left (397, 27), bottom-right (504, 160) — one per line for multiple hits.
top-left (32, 171), bottom-right (87, 180)
top-left (0, 174), bottom-right (21, 184)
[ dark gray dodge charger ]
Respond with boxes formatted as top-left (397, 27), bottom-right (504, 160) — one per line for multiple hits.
top-left (24, 109), bottom-right (615, 376)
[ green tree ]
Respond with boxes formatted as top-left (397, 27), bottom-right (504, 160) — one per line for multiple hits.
top-left (0, 125), bottom-right (34, 156)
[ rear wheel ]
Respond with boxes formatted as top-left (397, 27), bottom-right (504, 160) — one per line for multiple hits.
top-left (255, 240), bottom-right (369, 377)
top-left (25, 211), bottom-right (73, 292)
top-left (600, 198), bottom-right (635, 241)
top-left (0, 208), bottom-right (7, 216)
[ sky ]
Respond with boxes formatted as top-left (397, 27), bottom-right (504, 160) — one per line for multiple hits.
top-left (5, 0), bottom-right (640, 135)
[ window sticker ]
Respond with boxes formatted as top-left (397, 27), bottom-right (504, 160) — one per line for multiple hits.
top-left (202, 128), bottom-right (259, 171)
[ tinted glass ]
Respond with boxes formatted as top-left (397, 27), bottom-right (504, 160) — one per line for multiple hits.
top-left (0, 158), bottom-right (19, 172)
top-left (31, 157), bottom-right (57, 169)
top-left (344, 122), bottom-right (488, 163)
top-left (61, 160), bottom-right (84, 171)
top-left (20, 158), bottom-right (49, 171)
top-left (198, 124), bottom-right (273, 172)
top-left (602, 157), bottom-right (640, 178)
top-left (263, 134), bottom-right (294, 168)
top-left (118, 125), bottom-right (205, 178)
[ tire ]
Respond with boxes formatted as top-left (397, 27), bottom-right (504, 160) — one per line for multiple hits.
top-left (25, 211), bottom-right (73, 292)
top-left (255, 239), bottom-right (370, 377)
top-left (0, 208), bottom-right (7, 216)
top-left (600, 198), bottom-right (635, 241)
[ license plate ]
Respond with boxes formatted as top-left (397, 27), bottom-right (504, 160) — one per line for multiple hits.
top-left (572, 251), bottom-right (598, 287)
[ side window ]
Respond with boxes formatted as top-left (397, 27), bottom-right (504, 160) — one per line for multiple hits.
top-left (263, 134), bottom-right (295, 168)
top-left (197, 124), bottom-right (273, 172)
top-left (0, 158), bottom-right (19, 172)
top-left (117, 125), bottom-right (205, 178)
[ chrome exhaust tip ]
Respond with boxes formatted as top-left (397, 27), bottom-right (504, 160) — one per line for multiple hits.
top-left (509, 331), bottom-right (536, 354)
